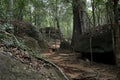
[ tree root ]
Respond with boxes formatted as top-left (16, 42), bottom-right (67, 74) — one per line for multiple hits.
top-left (34, 56), bottom-right (70, 80)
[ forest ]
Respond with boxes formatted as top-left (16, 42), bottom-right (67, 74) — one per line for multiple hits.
top-left (0, 0), bottom-right (120, 80)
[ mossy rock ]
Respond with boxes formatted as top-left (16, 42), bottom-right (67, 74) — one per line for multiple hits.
top-left (74, 30), bottom-right (113, 53)
top-left (0, 53), bottom-right (42, 80)
top-left (23, 36), bottom-right (41, 53)
top-left (60, 40), bottom-right (72, 50)
top-left (0, 52), bottom-right (68, 80)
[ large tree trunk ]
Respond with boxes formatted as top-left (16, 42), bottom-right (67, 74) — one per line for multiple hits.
top-left (80, 0), bottom-right (88, 33)
top-left (71, 0), bottom-right (82, 48)
top-left (113, 0), bottom-right (120, 66)
top-left (113, 0), bottom-right (119, 24)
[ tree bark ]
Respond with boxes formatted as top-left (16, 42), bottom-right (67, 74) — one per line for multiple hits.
top-left (71, 0), bottom-right (82, 48)
top-left (91, 0), bottom-right (96, 27)
top-left (55, 0), bottom-right (63, 40)
top-left (113, 0), bottom-right (120, 66)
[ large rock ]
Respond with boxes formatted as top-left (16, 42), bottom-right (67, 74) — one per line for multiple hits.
top-left (74, 30), bottom-right (113, 53)
top-left (0, 53), bottom-right (42, 80)
top-left (23, 36), bottom-right (41, 53)
top-left (73, 25), bottom-right (117, 65)
top-left (0, 52), bottom-right (68, 80)
top-left (40, 27), bottom-right (61, 39)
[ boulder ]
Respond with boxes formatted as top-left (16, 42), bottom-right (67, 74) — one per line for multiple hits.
top-left (0, 53), bottom-right (42, 80)
top-left (0, 52), bottom-right (69, 80)
top-left (40, 27), bottom-right (61, 39)
top-left (23, 36), bottom-right (41, 53)
top-left (74, 30), bottom-right (113, 53)
top-left (73, 25), bottom-right (117, 64)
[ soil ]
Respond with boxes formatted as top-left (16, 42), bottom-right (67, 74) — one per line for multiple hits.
top-left (42, 43), bottom-right (120, 80)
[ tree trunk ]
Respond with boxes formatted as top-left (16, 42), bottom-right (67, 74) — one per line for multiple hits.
top-left (55, 0), bottom-right (63, 40)
top-left (34, 7), bottom-right (38, 26)
top-left (56, 17), bottom-right (62, 40)
top-left (91, 0), bottom-right (96, 27)
top-left (113, 0), bottom-right (120, 66)
top-left (0, 1), bottom-right (2, 18)
top-left (18, 9), bottom-right (23, 21)
top-left (10, 0), bottom-right (14, 21)
top-left (71, 0), bottom-right (82, 48)
top-left (80, 0), bottom-right (87, 33)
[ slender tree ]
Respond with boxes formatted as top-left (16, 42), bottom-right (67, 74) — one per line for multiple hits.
top-left (10, 0), bottom-right (14, 20)
top-left (91, 0), bottom-right (96, 27)
top-left (55, 0), bottom-right (62, 40)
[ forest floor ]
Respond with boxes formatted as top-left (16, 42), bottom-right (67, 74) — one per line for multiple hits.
top-left (42, 43), bottom-right (120, 80)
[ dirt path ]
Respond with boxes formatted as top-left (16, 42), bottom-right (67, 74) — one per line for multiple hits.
top-left (42, 50), bottom-right (119, 80)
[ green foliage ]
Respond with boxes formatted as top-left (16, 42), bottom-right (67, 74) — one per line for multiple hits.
top-left (0, 0), bottom-right (73, 38)
top-left (86, 0), bottom-right (114, 26)
top-left (0, 23), bottom-right (14, 31)
top-left (0, 23), bottom-right (24, 49)
top-left (0, 0), bottom-right (115, 40)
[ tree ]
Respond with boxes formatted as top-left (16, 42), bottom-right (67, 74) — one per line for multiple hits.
top-left (14, 0), bottom-right (28, 21)
top-left (91, 0), bottom-right (96, 27)
top-left (0, 0), bottom-right (73, 40)
top-left (71, 0), bottom-right (86, 48)
top-left (10, 0), bottom-right (14, 21)
top-left (71, 0), bottom-right (81, 47)
top-left (112, 0), bottom-right (120, 66)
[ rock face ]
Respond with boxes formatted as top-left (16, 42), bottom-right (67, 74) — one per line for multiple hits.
top-left (40, 27), bottom-right (61, 39)
top-left (75, 30), bottom-right (113, 53)
top-left (23, 36), bottom-right (42, 53)
top-left (0, 53), bottom-right (41, 80)
top-left (73, 25), bottom-right (116, 65)
top-left (0, 52), bottom-right (68, 80)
